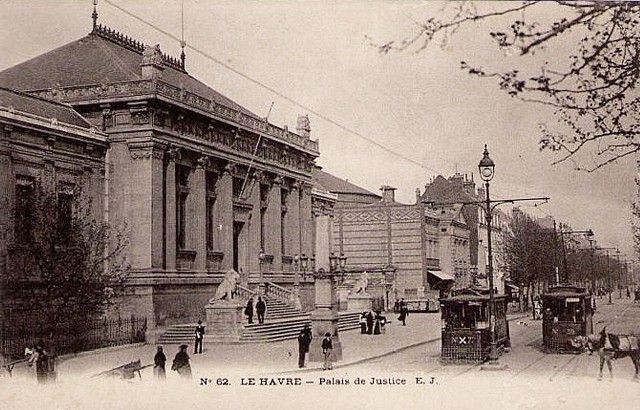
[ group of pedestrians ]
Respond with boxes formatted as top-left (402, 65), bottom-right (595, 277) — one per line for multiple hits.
top-left (153, 344), bottom-right (192, 380)
top-left (153, 318), bottom-right (206, 380)
top-left (359, 310), bottom-right (387, 335)
top-left (27, 343), bottom-right (55, 384)
top-left (244, 297), bottom-right (267, 324)
top-left (296, 325), bottom-right (333, 370)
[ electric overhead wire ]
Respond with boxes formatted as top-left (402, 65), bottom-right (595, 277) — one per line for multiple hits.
top-left (102, 0), bottom-right (562, 204)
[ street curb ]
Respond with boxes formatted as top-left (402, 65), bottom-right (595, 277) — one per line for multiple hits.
top-left (57, 342), bottom-right (148, 362)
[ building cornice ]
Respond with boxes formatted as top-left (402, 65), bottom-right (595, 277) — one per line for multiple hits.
top-left (27, 79), bottom-right (319, 156)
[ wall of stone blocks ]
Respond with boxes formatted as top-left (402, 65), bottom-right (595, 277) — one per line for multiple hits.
top-left (152, 284), bottom-right (217, 326)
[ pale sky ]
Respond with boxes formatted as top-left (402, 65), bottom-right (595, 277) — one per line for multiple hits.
top-left (0, 0), bottom-right (636, 257)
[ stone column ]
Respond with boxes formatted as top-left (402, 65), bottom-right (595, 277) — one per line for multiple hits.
top-left (299, 182), bottom-right (313, 258)
top-left (266, 176), bottom-right (282, 271)
top-left (215, 164), bottom-right (234, 271)
top-left (247, 171), bottom-right (261, 277)
top-left (127, 142), bottom-right (165, 269)
top-left (164, 148), bottom-right (180, 271)
top-left (191, 156), bottom-right (208, 272)
top-left (287, 182), bottom-right (301, 258)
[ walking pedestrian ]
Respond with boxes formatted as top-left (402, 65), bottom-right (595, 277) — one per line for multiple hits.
top-left (398, 303), bottom-right (408, 326)
top-left (256, 296), bottom-right (266, 324)
top-left (27, 343), bottom-right (51, 384)
top-left (366, 311), bottom-right (374, 334)
top-left (321, 332), bottom-right (333, 370)
top-left (297, 325), bottom-right (312, 368)
top-left (154, 346), bottom-right (167, 379)
top-left (171, 344), bottom-right (192, 379)
top-left (245, 298), bottom-right (254, 324)
top-left (194, 320), bottom-right (205, 354)
top-left (359, 312), bottom-right (367, 334)
top-left (373, 311), bottom-right (382, 335)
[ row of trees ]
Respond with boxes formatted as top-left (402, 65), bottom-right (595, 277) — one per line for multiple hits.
top-left (501, 208), bottom-right (625, 305)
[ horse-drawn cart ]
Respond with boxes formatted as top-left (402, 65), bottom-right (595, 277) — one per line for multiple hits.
top-left (542, 285), bottom-right (593, 353)
top-left (440, 288), bottom-right (510, 363)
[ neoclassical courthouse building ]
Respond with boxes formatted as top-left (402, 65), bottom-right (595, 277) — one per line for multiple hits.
top-left (0, 14), bottom-right (495, 336)
top-left (0, 15), bottom-right (329, 329)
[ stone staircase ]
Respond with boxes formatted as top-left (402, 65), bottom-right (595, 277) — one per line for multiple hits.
top-left (157, 293), bottom-right (362, 344)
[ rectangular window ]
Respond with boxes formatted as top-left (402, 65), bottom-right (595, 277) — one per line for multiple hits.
top-left (260, 184), bottom-right (269, 251)
top-left (176, 165), bottom-right (190, 250)
top-left (14, 176), bottom-right (34, 244)
top-left (232, 177), bottom-right (244, 198)
top-left (206, 172), bottom-right (217, 251)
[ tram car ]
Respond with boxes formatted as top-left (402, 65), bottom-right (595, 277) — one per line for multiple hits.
top-left (440, 288), bottom-right (510, 363)
top-left (541, 285), bottom-right (593, 353)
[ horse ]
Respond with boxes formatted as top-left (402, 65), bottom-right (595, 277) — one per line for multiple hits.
top-left (210, 269), bottom-right (240, 302)
top-left (572, 327), bottom-right (640, 381)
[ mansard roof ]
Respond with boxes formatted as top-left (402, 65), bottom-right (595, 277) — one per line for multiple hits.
top-left (0, 25), bottom-right (257, 119)
top-left (0, 87), bottom-right (92, 129)
top-left (420, 175), bottom-right (477, 204)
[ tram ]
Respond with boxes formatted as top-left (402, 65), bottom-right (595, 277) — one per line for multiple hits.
top-left (541, 285), bottom-right (593, 353)
top-left (440, 288), bottom-right (510, 363)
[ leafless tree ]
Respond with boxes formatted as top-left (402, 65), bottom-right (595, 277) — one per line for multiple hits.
top-left (377, 1), bottom-right (640, 171)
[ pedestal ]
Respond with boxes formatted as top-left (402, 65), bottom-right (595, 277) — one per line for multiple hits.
top-left (347, 292), bottom-right (372, 312)
top-left (336, 285), bottom-right (350, 311)
top-left (308, 309), bottom-right (342, 362)
top-left (309, 274), bottom-right (342, 362)
top-left (204, 301), bottom-right (244, 343)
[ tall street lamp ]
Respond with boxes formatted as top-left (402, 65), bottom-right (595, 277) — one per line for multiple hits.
top-left (597, 247), bottom-right (618, 305)
top-left (478, 145), bottom-right (499, 363)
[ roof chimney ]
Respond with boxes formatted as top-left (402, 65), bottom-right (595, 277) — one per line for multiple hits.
top-left (380, 185), bottom-right (396, 204)
top-left (141, 44), bottom-right (165, 79)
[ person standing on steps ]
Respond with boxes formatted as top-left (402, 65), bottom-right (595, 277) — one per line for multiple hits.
top-left (245, 298), bottom-right (254, 324)
top-left (256, 296), bottom-right (266, 324)
top-left (194, 320), bottom-right (205, 354)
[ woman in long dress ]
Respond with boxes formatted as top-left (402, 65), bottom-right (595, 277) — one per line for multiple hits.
top-left (171, 344), bottom-right (192, 379)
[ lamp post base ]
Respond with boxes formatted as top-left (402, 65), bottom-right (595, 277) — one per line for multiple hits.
top-left (480, 343), bottom-right (508, 371)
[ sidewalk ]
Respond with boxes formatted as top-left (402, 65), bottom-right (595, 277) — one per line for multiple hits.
top-left (8, 311), bottom-right (530, 382)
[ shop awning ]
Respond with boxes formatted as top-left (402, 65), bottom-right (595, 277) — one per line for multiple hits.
top-left (506, 283), bottom-right (519, 291)
top-left (427, 270), bottom-right (454, 281)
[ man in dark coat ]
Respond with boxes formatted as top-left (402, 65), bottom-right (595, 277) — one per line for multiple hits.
top-left (245, 298), bottom-right (254, 324)
top-left (297, 325), bottom-right (312, 368)
top-left (366, 311), bottom-right (374, 334)
top-left (256, 297), bottom-right (266, 324)
top-left (321, 333), bottom-right (333, 370)
top-left (194, 320), bottom-right (205, 354)
top-left (154, 346), bottom-right (167, 379)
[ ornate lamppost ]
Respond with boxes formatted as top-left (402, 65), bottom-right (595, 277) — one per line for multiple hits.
top-left (300, 253), bottom-right (308, 281)
top-left (478, 145), bottom-right (499, 364)
top-left (339, 253), bottom-right (347, 283)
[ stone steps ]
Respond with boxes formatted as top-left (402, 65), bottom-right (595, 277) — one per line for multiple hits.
top-left (157, 311), bottom-right (363, 344)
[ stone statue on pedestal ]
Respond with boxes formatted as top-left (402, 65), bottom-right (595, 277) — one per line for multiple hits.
top-left (210, 269), bottom-right (240, 303)
top-left (351, 271), bottom-right (369, 294)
